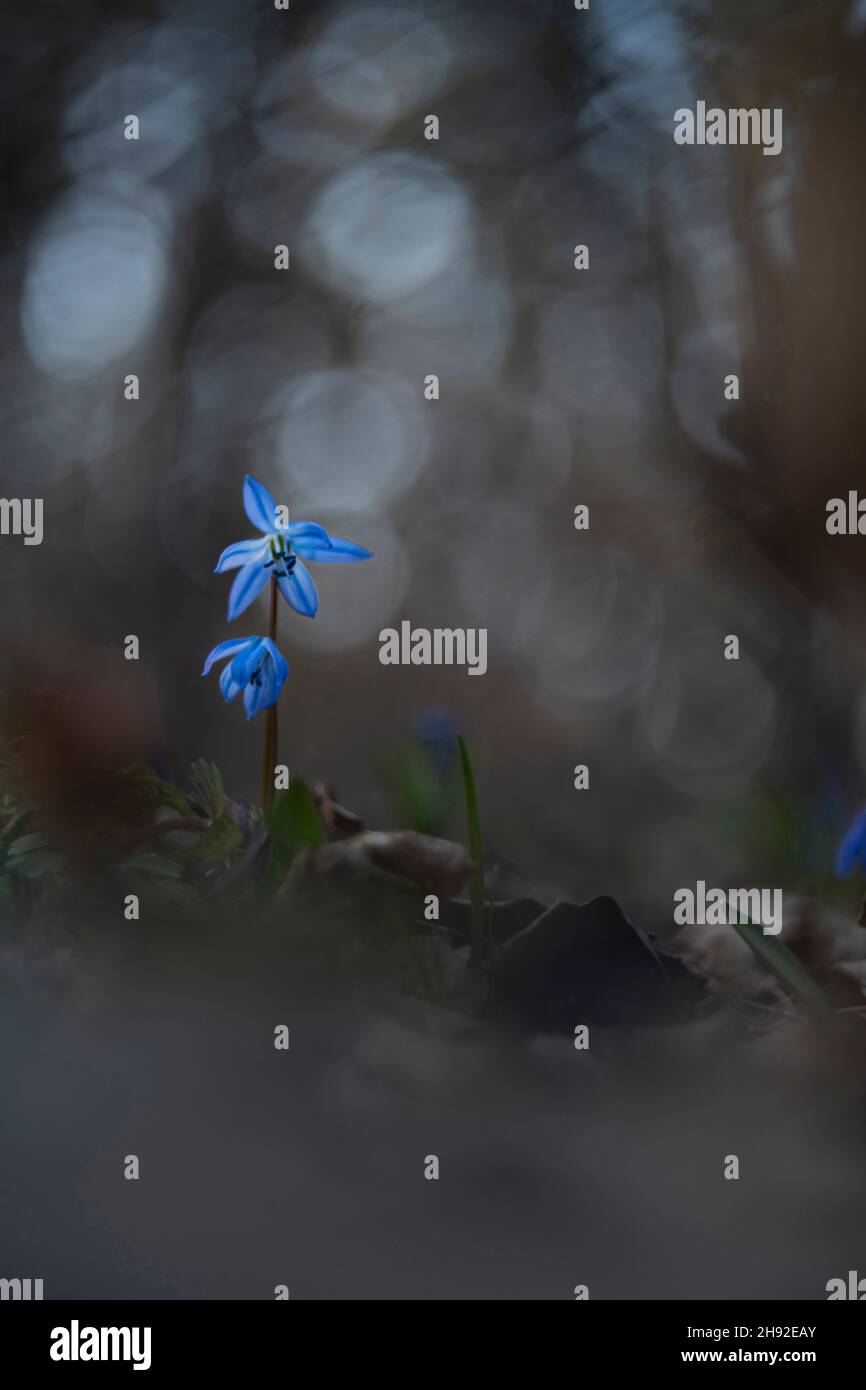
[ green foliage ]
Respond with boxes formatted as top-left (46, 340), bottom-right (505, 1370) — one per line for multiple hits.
top-left (260, 779), bottom-right (325, 896)
top-left (726, 788), bottom-right (831, 885)
top-left (125, 764), bottom-right (193, 817)
top-left (190, 816), bottom-right (243, 867)
top-left (189, 759), bottom-right (225, 821)
top-left (121, 852), bottom-right (184, 879)
top-left (0, 806), bottom-right (28, 845)
top-left (456, 734), bottom-right (487, 966)
top-left (382, 745), bottom-right (459, 837)
top-left (2, 832), bottom-right (65, 880)
top-left (118, 851), bottom-right (205, 918)
top-left (0, 756), bottom-right (295, 920)
top-left (732, 921), bottom-right (835, 1020)
top-left (0, 775), bottom-right (64, 892)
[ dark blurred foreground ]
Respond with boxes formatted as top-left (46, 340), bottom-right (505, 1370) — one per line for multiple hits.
top-left (2, 904), bottom-right (866, 1301)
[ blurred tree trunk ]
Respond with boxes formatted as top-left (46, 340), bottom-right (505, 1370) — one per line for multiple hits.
top-left (725, 3), bottom-right (866, 624)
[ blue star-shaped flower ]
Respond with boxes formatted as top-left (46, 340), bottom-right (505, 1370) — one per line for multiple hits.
top-left (202, 636), bottom-right (288, 720)
top-left (835, 806), bottom-right (866, 876)
top-left (215, 475), bottom-right (373, 621)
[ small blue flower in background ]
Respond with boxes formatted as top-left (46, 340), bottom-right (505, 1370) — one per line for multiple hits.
top-left (411, 708), bottom-right (462, 773)
top-left (215, 475), bottom-right (373, 621)
top-left (202, 636), bottom-right (288, 720)
top-left (835, 806), bottom-right (866, 875)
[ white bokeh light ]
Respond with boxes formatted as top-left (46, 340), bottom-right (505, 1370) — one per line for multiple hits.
top-left (308, 6), bottom-right (454, 125)
top-left (537, 288), bottom-right (665, 448)
top-left (533, 547), bottom-right (663, 717)
top-left (670, 323), bottom-right (745, 467)
top-left (63, 64), bottom-right (203, 181)
top-left (640, 629), bottom-right (776, 796)
top-left (359, 254), bottom-right (513, 383)
top-left (259, 368), bottom-right (430, 513)
top-left (22, 180), bottom-right (171, 381)
top-left (303, 152), bottom-right (474, 304)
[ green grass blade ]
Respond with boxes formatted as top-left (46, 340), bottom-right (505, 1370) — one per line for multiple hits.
top-left (732, 920), bottom-right (835, 1020)
top-left (456, 734), bottom-right (485, 965)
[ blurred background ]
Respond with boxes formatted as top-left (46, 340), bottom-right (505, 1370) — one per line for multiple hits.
top-left (7, 0), bottom-right (866, 1307)
top-left (3, 0), bottom-right (866, 938)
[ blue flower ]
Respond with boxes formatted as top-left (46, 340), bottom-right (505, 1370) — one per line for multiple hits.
top-left (215, 475), bottom-right (373, 621)
top-left (202, 636), bottom-right (288, 720)
top-left (411, 708), bottom-right (462, 772)
top-left (835, 807), bottom-right (866, 876)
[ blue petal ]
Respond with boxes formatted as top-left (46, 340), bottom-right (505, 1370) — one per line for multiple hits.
top-left (230, 637), bottom-right (266, 687)
top-left (228, 560), bottom-right (270, 620)
top-left (202, 637), bottom-right (255, 676)
top-left (215, 538), bottom-right (269, 574)
top-left (243, 669), bottom-right (276, 720)
top-left (243, 475), bottom-right (280, 534)
top-left (412, 708), bottom-right (461, 766)
top-left (276, 558), bottom-right (318, 617)
top-left (287, 521), bottom-right (333, 550)
top-left (836, 809), bottom-right (866, 876)
top-left (291, 533), bottom-right (372, 564)
top-left (259, 657), bottom-right (279, 709)
top-left (243, 681), bottom-right (260, 720)
top-left (219, 663), bottom-right (242, 702)
top-left (262, 638), bottom-right (289, 689)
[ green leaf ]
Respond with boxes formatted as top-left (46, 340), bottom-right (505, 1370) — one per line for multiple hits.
top-left (456, 734), bottom-right (486, 966)
top-left (261, 779), bottom-right (324, 896)
top-left (732, 921), bottom-right (835, 1020)
top-left (128, 869), bottom-right (205, 917)
top-left (117, 853), bottom-right (208, 919)
top-left (385, 745), bottom-right (457, 837)
top-left (189, 759), bottom-right (225, 820)
top-left (120, 852), bottom-right (185, 880)
top-left (7, 851), bottom-right (65, 880)
top-left (7, 832), bottom-right (49, 855)
top-left (0, 808), bottom-right (28, 844)
top-left (6, 833), bottom-right (65, 879)
top-left (191, 816), bottom-right (243, 867)
top-left (125, 764), bottom-right (192, 816)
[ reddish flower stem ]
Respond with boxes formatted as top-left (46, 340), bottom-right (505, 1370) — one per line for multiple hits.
top-left (261, 576), bottom-right (280, 816)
